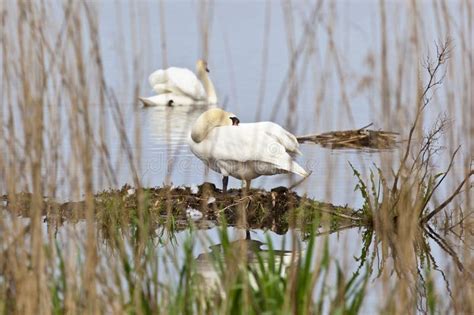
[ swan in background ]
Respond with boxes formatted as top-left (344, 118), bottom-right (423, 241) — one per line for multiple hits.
top-left (139, 60), bottom-right (218, 106)
top-left (188, 108), bottom-right (309, 193)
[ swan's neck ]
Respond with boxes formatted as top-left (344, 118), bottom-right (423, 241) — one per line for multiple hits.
top-left (199, 71), bottom-right (218, 104)
top-left (191, 108), bottom-right (230, 142)
top-left (191, 121), bottom-right (210, 143)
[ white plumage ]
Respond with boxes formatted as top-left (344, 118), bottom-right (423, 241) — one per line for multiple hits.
top-left (139, 60), bottom-right (218, 106)
top-left (188, 108), bottom-right (308, 192)
top-left (149, 67), bottom-right (206, 99)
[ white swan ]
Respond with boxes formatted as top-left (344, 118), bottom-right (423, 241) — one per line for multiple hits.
top-left (188, 108), bottom-right (309, 192)
top-left (139, 60), bottom-right (218, 106)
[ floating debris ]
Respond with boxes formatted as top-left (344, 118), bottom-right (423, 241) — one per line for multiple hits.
top-left (297, 123), bottom-right (399, 149)
top-left (186, 208), bottom-right (204, 221)
top-left (190, 184), bottom-right (199, 194)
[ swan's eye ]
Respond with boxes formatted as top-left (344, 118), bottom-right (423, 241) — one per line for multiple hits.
top-left (205, 67), bottom-right (210, 73)
top-left (230, 117), bottom-right (240, 126)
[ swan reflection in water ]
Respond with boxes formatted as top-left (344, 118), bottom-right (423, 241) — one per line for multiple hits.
top-left (141, 105), bottom-right (212, 157)
top-left (194, 229), bottom-right (302, 291)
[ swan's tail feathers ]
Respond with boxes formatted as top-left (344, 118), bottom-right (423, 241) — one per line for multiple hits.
top-left (139, 97), bottom-right (156, 107)
top-left (290, 148), bottom-right (303, 156)
top-left (290, 161), bottom-right (309, 177)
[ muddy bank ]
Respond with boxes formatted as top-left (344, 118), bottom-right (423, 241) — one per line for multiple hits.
top-left (1, 183), bottom-right (364, 235)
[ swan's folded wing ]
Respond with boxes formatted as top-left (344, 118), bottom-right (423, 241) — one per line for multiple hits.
top-left (149, 67), bottom-right (182, 94)
top-left (195, 124), bottom-right (303, 173)
top-left (149, 69), bottom-right (166, 88)
top-left (148, 67), bottom-right (205, 100)
top-left (152, 83), bottom-right (174, 94)
top-left (255, 122), bottom-right (301, 155)
top-left (166, 68), bottom-right (206, 100)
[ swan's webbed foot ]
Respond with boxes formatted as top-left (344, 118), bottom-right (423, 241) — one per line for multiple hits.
top-left (222, 176), bottom-right (229, 194)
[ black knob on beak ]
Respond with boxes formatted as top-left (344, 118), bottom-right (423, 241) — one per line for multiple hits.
top-left (230, 117), bottom-right (240, 126)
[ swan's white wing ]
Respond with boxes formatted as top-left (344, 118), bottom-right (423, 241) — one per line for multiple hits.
top-left (149, 67), bottom-right (206, 100)
top-left (190, 122), bottom-right (307, 177)
top-left (149, 69), bottom-right (167, 87)
top-left (166, 68), bottom-right (206, 100)
top-left (148, 67), bottom-right (204, 98)
top-left (250, 122), bottom-right (302, 155)
top-left (152, 83), bottom-right (173, 94)
top-left (149, 67), bottom-right (189, 85)
top-left (148, 67), bottom-right (182, 94)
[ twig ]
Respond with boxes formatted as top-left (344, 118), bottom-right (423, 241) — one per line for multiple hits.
top-left (218, 195), bottom-right (252, 213)
top-left (288, 171), bottom-right (312, 190)
top-left (391, 39), bottom-right (452, 194)
top-left (419, 145), bottom-right (461, 215)
top-left (424, 224), bottom-right (464, 271)
top-left (317, 208), bottom-right (363, 221)
top-left (448, 210), bottom-right (474, 231)
top-left (314, 224), bottom-right (361, 236)
top-left (357, 122), bottom-right (373, 131)
top-left (421, 170), bottom-right (474, 223)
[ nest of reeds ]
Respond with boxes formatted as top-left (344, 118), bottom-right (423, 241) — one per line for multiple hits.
top-left (297, 123), bottom-right (399, 149)
top-left (1, 183), bottom-right (360, 236)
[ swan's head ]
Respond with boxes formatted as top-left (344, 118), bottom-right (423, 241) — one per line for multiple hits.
top-left (191, 108), bottom-right (239, 143)
top-left (196, 59), bottom-right (210, 73)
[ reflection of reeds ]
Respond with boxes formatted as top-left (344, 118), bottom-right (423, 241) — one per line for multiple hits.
top-left (0, 0), bottom-right (472, 314)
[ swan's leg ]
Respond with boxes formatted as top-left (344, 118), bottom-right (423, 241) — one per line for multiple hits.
top-left (245, 180), bottom-right (251, 193)
top-left (222, 176), bottom-right (229, 194)
top-left (245, 229), bottom-right (251, 240)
